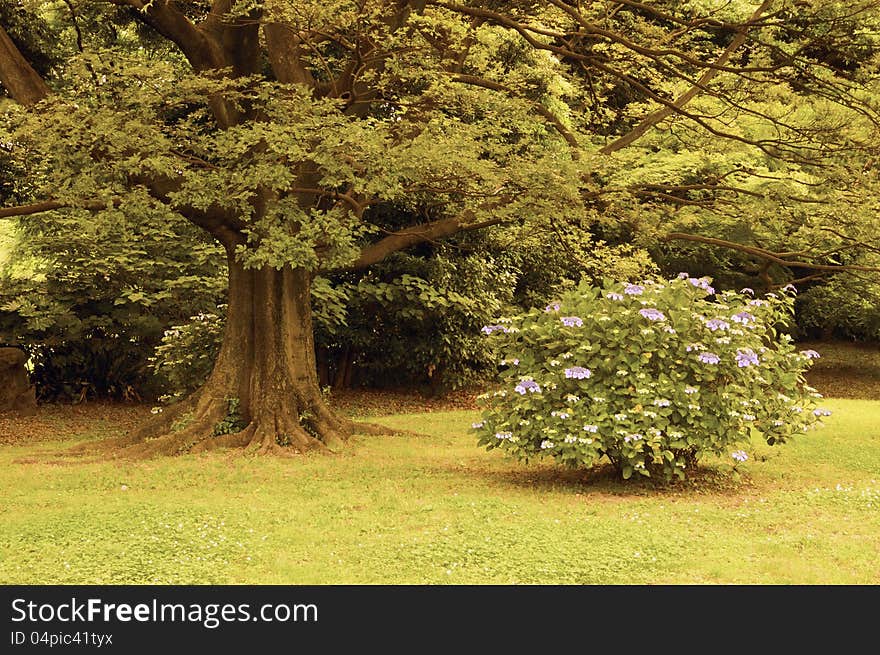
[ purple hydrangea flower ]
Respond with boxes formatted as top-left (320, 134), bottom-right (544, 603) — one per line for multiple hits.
top-left (697, 352), bottom-right (721, 365)
top-left (782, 284), bottom-right (797, 294)
top-left (705, 318), bottom-right (730, 331)
top-left (748, 299), bottom-right (766, 307)
top-left (624, 284), bottom-right (644, 295)
top-left (606, 292), bottom-right (624, 301)
top-left (481, 324), bottom-right (504, 335)
top-left (732, 311), bottom-right (755, 324)
top-left (639, 308), bottom-right (666, 321)
top-left (731, 450), bottom-right (748, 463)
top-left (653, 398), bottom-right (672, 407)
top-left (471, 421), bottom-right (484, 429)
top-left (740, 288), bottom-right (755, 295)
top-left (495, 431), bottom-right (512, 440)
top-left (545, 302), bottom-right (561, 313)
top-left (687, 277), bottom-right (715, 294)
top-left (564, 366), bottom-right (592, 379)
top-left (561, 316), bottom-right (584, 327)
top-left (813, 408), bottom-right (832, 417)
top-left (735, 348), bottom-right (759, 367)
top-left (514, 379), bottom-right (541, 394)
top-left (800, 349), bottom-right (821, 359)
top-left (583, 424), bottom-right (598, 433)
top-left (684, 386), bottom-right (699, 394)
top-left (677, 272), bottom-right (690, 279)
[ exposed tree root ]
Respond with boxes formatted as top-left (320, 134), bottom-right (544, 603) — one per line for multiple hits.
top-left (67, 390), bottom-right (404, 461)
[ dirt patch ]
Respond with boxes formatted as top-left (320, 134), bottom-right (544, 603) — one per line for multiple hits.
top-left (800, 341), bottom-right (880, 400)
top-left (0, 403), bottom-right (151, 446)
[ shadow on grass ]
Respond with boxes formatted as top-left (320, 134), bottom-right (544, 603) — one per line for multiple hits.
top-left (456, 458), bottom-right (754, 498)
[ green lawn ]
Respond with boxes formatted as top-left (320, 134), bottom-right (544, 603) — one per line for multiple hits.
top-left (0, 397), bottom-right (878, 584)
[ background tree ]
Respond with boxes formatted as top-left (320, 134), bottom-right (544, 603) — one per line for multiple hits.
top-left (1, 0), bottom-right (878, 456)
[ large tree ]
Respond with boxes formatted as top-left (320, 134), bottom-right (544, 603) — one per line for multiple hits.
top-left (1, 0), bottom-right (878, 456)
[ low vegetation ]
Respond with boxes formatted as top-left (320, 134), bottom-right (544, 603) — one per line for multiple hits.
top-left (1, 384), bottom-right (877, 584)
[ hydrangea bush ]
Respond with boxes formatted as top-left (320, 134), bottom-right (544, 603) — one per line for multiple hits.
top-left (473, 275), bottom-right (829, 481)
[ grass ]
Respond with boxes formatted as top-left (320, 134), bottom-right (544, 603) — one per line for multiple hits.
top-left (1, 396), bottom-right (878, 585)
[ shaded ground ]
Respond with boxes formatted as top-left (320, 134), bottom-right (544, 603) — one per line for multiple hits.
top-left (801, 340), bottom-right (880, 400)
top-left (0, 387), bottom-right (480, 446)
top-left (0, 402), bottom-right (150, 446)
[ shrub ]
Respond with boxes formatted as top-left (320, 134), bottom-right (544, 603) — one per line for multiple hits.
top-left (150, 307), bottom-right (225, 404)
top-left (472, 275), bottom-right (829, 481)
top-left (795, 275), bottom-right (880, 341)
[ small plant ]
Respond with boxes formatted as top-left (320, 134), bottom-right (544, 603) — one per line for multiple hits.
top-left (171, 411), bottom-right (195, 433)
top-left (299, 409), bottom-right (319, 440)
top-left (212, 397), bottom-right (247, 436)
top-left (473, 275), bottom-right (829, 481)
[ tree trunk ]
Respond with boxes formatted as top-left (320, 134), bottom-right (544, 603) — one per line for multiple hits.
top-left (98, 253), bottom-right (387, 458)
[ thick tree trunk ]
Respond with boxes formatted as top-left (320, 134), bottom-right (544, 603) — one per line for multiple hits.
top-left (91, 254), bottom-right (387, 458)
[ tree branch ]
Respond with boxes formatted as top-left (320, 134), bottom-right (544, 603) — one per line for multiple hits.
top-left (665, 232), bottom-right (880, 273)
top-left (110, 0), bottom-right (225, 71)
top-left (600, 0), bottom-right (773, 154)
top-left (347, 214), bottom-right (505, 270)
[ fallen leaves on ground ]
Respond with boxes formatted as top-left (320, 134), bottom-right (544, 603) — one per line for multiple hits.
top-left (0, 388), bottom-right (481, 445)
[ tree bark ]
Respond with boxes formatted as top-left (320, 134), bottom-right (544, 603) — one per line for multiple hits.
top-left (0, 25), bottom-right (50, 105)
top-left (88, 252), bottom-right (387, 458)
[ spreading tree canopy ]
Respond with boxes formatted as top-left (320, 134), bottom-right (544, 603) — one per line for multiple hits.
top-left (0, 0), bottom-right (878, 456)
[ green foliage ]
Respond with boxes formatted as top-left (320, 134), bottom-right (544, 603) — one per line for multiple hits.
top-left (171, 411), bottom-right (195, 433)
top-left (796, 275), bottom-right (880, 342)
top-left (473, 276), bottom-right (829, 481)
top-left (0, 205), bottom-right (225, 401)
top-left (151, 308), bottom-right (225, 404)
top-left (212, 397), bottom-right (247, 436)
top-left (322, 240), bottom-right (516, 392)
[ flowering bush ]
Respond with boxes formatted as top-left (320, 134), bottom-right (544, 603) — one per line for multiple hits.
top-left (150, 307), bottom-right (225, 404)
top-left (473, 275), bottom-right (829, 481)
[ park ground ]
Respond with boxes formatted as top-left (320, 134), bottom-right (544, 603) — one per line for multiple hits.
top-left (0, 341), bottom-right (878, 584)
